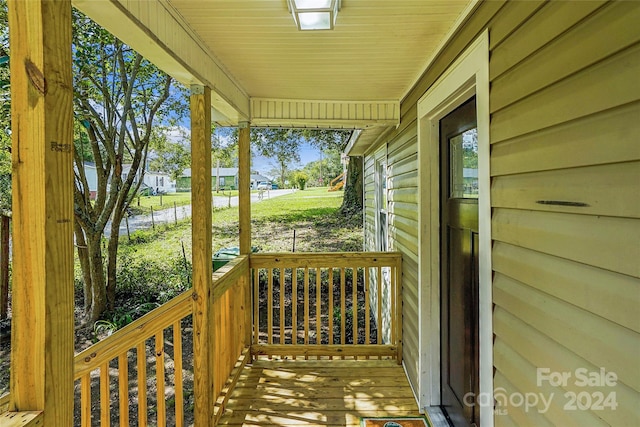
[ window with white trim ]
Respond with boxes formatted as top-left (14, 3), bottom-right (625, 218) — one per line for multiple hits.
top-left (376, 160), bottom-right (388, 252)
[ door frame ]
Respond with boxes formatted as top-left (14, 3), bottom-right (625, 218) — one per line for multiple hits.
top-left (416, 30), bottom-right (493, 426)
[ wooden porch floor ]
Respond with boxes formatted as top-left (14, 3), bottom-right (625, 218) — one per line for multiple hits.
top-left (217, 358), bottom-right (421, 426)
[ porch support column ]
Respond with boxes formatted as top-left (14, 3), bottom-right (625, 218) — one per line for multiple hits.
top-left (190, 84), bottom-right (214, 426)
top-left (238, 122), bottom-right (251, 254)
top-left (8, 0), bottom-right (75, 423)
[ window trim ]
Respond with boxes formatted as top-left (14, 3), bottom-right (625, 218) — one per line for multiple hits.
top-left (374, 151), bottom-right (388, 252)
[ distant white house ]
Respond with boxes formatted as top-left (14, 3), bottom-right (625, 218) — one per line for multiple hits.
top-left (75, 162), bottom-right (177, 198)
top-left (250, 174), bottom-right (271, 189)
top-left (122, 164), bottom-right (176, 194)
top-left (177, 169), bottom-right (271, 191)
top-left (75, 162), bottom-right (98, 199)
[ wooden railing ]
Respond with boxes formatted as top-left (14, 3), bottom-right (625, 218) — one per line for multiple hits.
top-left (74, 290), bottom-right (192, 427)
top-left (0, 393), bottom-right (9, 413)
top-left (72, 255), bottom-right (251, 426)
top-left (250, 252), bottom-right (402, 362)
top-left (2, 252), bottom-right (402, 424)
top-left (0, 393), bottom-right (43, 426)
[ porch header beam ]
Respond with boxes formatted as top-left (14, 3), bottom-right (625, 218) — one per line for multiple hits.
top-left (72, 0), bottom-right (250, 124)
top-left (250, 98), bottom-right (400, 129)
top-left (8, 0), bottom-right (75, 422)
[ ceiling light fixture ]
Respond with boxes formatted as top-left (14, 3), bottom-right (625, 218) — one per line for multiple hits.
top-left (288, 0), bottom-right (340, 31)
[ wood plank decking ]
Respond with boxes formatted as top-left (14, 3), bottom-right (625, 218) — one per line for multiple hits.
top-left (218, 359), bottom-right (421, 426)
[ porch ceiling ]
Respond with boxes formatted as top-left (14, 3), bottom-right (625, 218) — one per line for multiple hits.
top-left (72, 0), bottom-right (474, 143)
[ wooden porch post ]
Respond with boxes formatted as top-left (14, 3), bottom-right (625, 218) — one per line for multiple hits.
top-left (238, 123), bottom-right (251, 255)
top-left (237, 123), bottom-right (253, 348)
top-left (7, 0), bottom-right (75, 424)
top-left (190, 85), bottom-right (215, 426)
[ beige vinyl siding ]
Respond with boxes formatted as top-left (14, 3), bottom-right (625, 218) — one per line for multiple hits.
top-left (387, 127), bottom-right (420, 392)
top-left (382, 2), bottom-right (508, 399)
top-left (362, 0), bottom-right (640, 422)
top-left (488, 1), bottom-right (640, 425)
top-left (363, 4), bottom-right (509, 401)
top-left (363, 154), bottom-right (377, 251)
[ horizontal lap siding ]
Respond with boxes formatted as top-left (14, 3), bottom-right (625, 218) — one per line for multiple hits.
top-left (363, 154), bottom-right (377, 251)
top-left (364, 1), bottom-right (640, 419)
top-left (490, 2), bottom-right (640, 426)
top-left (387, 128), bottom-right (420, 394)
top-left (365, 0), bottom-right (507, 403)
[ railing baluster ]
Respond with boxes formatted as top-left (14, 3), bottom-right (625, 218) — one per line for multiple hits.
top-left (353, 267), bottom-right (358, 351)
top-left (365, 267), bottom-right (371, 359)
top-left (377, 265), bottom-right (383, 359)
top-left (304, 267), bottom-right (309, 359)
top-left (100, 362), bottom-right (110, 426)
top-left (395, 262), bottom-right (403, 364)
top-left (267, 268), bottom-right (273, 347)
top-left (328, 268), bottom-right (334, 358)
top-left (81, 373), bottom-right (91, 427)
top-left (390, 266), bottom-right (396, 346)
top-left (340, 267), bottom-right (346, 360)
top-left (280, 268), bottom-right (285, 346)
top-left (118, 353), bottom-right (129, 427)
top-left (173, 321), bottom-right (184, 427)
top-left (316, 267), bottom-right (321, 349)
top-left (155, 332), bottom-right (166, 427)
top-left (253, 268), bottom-right (259, 349)
top-left (292, 268), bottom-right (298, 354)
top-left (137, 342), bottom-right (148, 426)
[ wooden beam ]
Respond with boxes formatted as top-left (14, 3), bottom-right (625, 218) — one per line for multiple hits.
top-left (250, 344), bottom-right (398, 358)
top-left (211, 255), bottom-right (249, 300)
top-left (238, 123), bottom-right (251, 254)
top-left (8, 0), bottom-right (75, 423)
top-left (0, 411), bottom-right (44, 427)
top-left (190, 85), bottom-right (214, 426)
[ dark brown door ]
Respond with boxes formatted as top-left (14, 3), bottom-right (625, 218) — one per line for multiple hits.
top-left (440, 96), bottom-right (480, 427)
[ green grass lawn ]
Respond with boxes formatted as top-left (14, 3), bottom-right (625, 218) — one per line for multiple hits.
top-left (116, 187), bottom-right (356, 266)
top-left (130, 191), bottom-right (192, 215)
top-left (250, 188), bottom-right (357, 252)
top-left (90, 187), bottom-right (358, 326)
top-left (3, 188), bottom-right (358, 397)
top-left (251, 187), bottom-right (342, 225)
top-left (215, 189), bottom-right (239, 197)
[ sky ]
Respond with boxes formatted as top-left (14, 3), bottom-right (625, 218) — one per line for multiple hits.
top-left (252, 141), bottom-right (321, 176)
top-left (168, 125), bottom-right (323, 178)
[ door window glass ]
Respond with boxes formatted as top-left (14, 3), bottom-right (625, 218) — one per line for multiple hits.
top-left (449, 128), bottom-right (478, 198)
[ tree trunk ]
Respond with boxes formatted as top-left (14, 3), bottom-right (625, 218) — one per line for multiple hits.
top-left (87, 233), bottom-right (107, 322)
top-left (278, 160), bottom-right (287, 190)
top-left (74, 220), bottom-right (93, 312)
top-left (106, 211), bottom-right (122, 312)
top-left (340, 156), bottom-right (363, 217)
